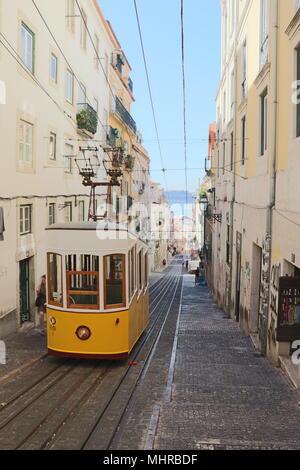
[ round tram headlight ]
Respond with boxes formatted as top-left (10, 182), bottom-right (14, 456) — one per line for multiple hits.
top-left (76, 326), bottom-right (91, 341)
top-left (49, 316), bottom-right (56, 326)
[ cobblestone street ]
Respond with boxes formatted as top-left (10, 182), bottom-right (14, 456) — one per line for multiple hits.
top-left (113, 274), bottom-right (300, 450)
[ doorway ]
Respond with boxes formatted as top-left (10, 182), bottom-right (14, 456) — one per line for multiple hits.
top-left (235, 232), bottom-right (242, 322)
top-left (249, 244), bottom-right (262, 333)
top-left (19, 259), bottom-right (30, 324)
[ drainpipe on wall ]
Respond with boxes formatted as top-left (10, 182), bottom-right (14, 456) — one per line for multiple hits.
top-left (264, 0), bottom-right (279, 357)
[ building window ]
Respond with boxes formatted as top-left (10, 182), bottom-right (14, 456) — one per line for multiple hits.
top-left (241, 39), bottom-right (247, 100)
top-left (222, 142), bottom-right (226, 175)
top-left (260, 88), bottom-right (268, 155)
top-left (66, 254), bottom-right (99, 309)
top-left (66, 69), bottom-right (74, 104)
top-left (64, 202), bottom-right (72, 222)
top-left (66, 0), bottom-right (75, 32)
top-left (230, 70), bottom-right (235, 119)
top-left (223, 91), bottom-right (226, 128)
top-left (79, 200), bottom-right (85, 222)
top-left (296, 46), bottom-right (300, 138)
top-left (50, 53), bottom-right (58, 83)
top-left (47, 253), bottom-right (63, 306)
top-left (20, 22), bottom-right (35, 73)
top-left (48, 203), bottom-right (56, 225)
top-left (226, 225), bottom-right (231, 264)
top-left (260, 0), bottom-right (269, 67)
top-left (80, 9), bottom-right (87, 50)
top-left (64, 143), bottom-right (73, 173)
top-left (230, 132), bottom-right (234, 172)
top-left (104, 254), bottom-right (126, 309)
top-left (78, 82), bottom-right (86, 110)
top-left (241, 116), bottom-right (246, 165)
top-left (49, 132), bottom-right (56, 160)
top-left (19, 120), bottom-right (33, 163)
top-left (20, 205), bottom-right (32, 235)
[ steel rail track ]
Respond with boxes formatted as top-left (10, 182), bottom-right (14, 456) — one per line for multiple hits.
top-left (0, 261), bottom-right (182, 450)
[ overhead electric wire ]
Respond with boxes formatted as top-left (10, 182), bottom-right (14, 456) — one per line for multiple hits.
top-left (133, 0), bottom-right (168, 193)
top-left (180, 0), bottom-right (188, 206)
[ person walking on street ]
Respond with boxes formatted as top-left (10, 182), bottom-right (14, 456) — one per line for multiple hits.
top-left (195, 266), bottom-right (200, 285)
top-left (35, 275), bottom-right (46, 333)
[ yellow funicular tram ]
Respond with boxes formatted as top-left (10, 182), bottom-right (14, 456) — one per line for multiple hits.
top-left (45, 146), bottom-right (149, 359)
top-left (46, 221), bottom-right (149, 359)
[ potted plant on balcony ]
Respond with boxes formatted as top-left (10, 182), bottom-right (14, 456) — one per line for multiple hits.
top-left (124, 155), bottom-right (135, 171)
top-left (76, 105), bottom-right (98, 135)
top-left (112, 148), bottom-right (124, 167)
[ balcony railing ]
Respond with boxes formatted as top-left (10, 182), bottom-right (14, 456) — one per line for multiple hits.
top-left (128, 77), bottom-right (133, 93)
top-left (115, 97), bottom-right (136, 134)
top-left (76, 103), bottom-right (98, 135)
top-left (124, 154), bottom-right (135, 171)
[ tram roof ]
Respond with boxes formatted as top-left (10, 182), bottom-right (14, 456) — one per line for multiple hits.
top-left (45, 221), bottom-right (129, 232)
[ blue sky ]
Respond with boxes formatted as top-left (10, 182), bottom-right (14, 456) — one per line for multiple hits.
top-left (99, 0), bottom-right (221, 195)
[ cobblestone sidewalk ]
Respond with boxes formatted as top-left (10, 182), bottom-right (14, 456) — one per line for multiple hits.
top-left (0, 328), bottom-right (47, 384)
top-left (112, 274), bottom-right (300, 450)
top-left (155, 276), bottom-right (300, 450)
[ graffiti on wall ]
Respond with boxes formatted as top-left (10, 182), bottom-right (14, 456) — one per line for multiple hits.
top-left (270, 262), bottom-right (281, 316)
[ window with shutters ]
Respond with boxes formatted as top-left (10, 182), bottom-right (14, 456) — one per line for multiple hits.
top-left (260, 0), bottom-right (269, 68)
top-left (241, 116), bottom-right (246, 165)
top-left (260, 88), bottom-right (268, 155)
top-left (20, 205), bottom-right (32, 235)
top-left (20, 23), bottom-right (35, 74)
top-left (19, 120), bottom-right (33, 163)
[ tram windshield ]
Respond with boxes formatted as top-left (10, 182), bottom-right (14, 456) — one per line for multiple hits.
top-left (66, 254), bottom-right (99, 309)
top-left (48, 253), bottom-right (63, 306)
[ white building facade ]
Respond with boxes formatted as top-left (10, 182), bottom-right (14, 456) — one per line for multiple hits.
top-left (0, 0), bottom-right (135, 336)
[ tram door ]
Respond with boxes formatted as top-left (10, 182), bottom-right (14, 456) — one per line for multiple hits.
top-left (19, 259), bottom-right (30, 323)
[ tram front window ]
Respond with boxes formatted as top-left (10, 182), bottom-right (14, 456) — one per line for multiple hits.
top-left (48, 253), bottom-right (63, 306)
top-left (66, 255), bottom-right (99, 309)
top-left (104, 254), bottom-right (125, 308)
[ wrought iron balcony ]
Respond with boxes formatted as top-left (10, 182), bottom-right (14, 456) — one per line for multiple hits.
top-left (115, 97), bottom-right (136, 134)
top-left (76, 103), bottom-right (98, 135)
top-left (128, 77), bottom-right (133, 93)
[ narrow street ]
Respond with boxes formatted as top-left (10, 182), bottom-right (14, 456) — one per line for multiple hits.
top-left (0, 263), bottom-right (299, 450)
top-left (112, 270), bottom-right (300, 450)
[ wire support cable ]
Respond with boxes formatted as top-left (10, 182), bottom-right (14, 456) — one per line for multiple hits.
top-left (180, 0), bottom-right (188, 206)
top-left (133, 0), bottom-right (168, 193)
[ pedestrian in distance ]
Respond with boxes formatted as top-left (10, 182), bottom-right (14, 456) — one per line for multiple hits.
top-left (195, 266), bottom-right (200, 286)
top-left (35, 275), bottom-right (46, 334)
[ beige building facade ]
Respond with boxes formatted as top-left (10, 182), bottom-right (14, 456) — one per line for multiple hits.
top-left (206, 0), bottom-right (300, 384)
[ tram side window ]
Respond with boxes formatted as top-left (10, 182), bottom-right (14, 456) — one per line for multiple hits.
top-left (144, 253), bottom-right (148, 287)
top-left (66, 254), bottom-right (99, 309)
top-left (131, 248), bottom-right (135, 298)
top-left (138, 250), bottom-right (143, 291)
top-left (47, 253), bottom-right (63, 306)
top-left (104, 254), bottom-right (125, 308)
top-left (133, 245), bottom-right (136, 292)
